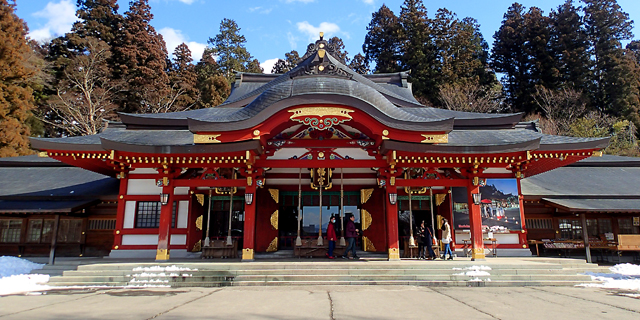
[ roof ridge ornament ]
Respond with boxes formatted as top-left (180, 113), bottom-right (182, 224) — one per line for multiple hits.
top-left (291, 32), bottom-right (352, 79)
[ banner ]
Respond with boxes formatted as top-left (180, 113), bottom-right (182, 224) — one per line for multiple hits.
top-left (452, 179), bottom-right (522, 232)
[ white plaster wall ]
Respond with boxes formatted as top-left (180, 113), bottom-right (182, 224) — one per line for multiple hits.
top-left (177, 201), bottom-right (189, 228)
top-left (128, 179), bottom-right (160, 195)
top-left (130, 168), bottom-right (158, 174)
top-left (170, 234), bottom-right (187, 245)
top-left (123, 201), bottom-right (136, 229)
top-left (174, 187), bottom-right (189, 195)
top-left (122, 234), bottom-right (158, 245)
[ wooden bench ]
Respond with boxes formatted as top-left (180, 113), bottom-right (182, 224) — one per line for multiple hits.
top-left (612, 235), bottom-right (640, 262)
top-left (202, 239), bottom-right (238, 259)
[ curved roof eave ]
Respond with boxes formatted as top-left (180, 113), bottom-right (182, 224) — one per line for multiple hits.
top-left (380, 138), bottom-right (542, 154)
top-left (99, 137), bottom-right (263, 155)
top-left (30, 136), bottom-right (105, 152)
top-left (538, 135), bottom-right (610, 151)
top-left (186, 92), bottom-right (455, 133)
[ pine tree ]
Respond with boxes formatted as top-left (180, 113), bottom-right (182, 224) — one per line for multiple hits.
top-left (169, 43), bottom-right (198, 110)
top-left (327, 37), bottom-right (349, 64)
top-left (628, 40), bottom-right (640, 65)
top-left (114, 0), bottom-right (171, 113)
top-left (195, 49), bottom-right (229, 108)
top-left (491, 3), bottom-right (528, 112)
top-left (349, 53), bottom-right (370, 74)
top-left (208, 19), bottom-right (258, 82)
top-left (72, 0), bottom-right (122, 45)
top-left (549, 0), bottom-right (592, 93)
top-left (271, 50), bottom-right (300, 74)
top-left (583, 0), bottom-right (634, 116)
top-left (399, 0), bottom-right (437, 104)
top-left (0, 0), bottom-right (36, 157)
top-left (363, 4), bottom-right (401, 73)
top-left (523, 6), bottom-right (556, 98)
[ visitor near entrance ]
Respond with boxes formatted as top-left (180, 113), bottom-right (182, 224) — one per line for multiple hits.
top-left (424, 223), bottom-right (436, 260)
top-left (417, 221), bottom-right (427, 259)
top-left (326, 215), bottom-right (337, 259)
top-left (343, 214), bottom-right (359, 259)
top-left (441, 218), bottom-right (453, 260)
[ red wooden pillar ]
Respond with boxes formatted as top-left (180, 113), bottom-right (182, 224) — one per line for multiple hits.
top-left (516, 178), bottom-right (528, 248)
top-left (112, 177), bottom-right (128, 251)
top-left (467, 181), bottom-right (485, 260)
top-left (156, 184), bottom-right (174, 261)
top-left (243, 183), bottom-right (257, 261)
top-left (385, 185), bottom-right (400, 261)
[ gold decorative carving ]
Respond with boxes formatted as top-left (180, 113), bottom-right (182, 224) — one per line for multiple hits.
top-left (38, 151), bottom-right (48, 158)
top-left (361, 209), bottom-right (372, 231)
top-left (270, 210), bottom-right (279, 230)
top-left (195, 194), bottom-right (204, 206)
top-left (155, 249), bottom-right (170, 260)
top-left (288, 107), bottom-right (354, 130)
top-left (362, 236), bottom-right (376, 252)
top-left (382, 129), bottom-right (389, 136)
top-left (472, 248), bottom-right (486, 260)
top-left (253, 129), bottom-right (260, 136)
top-left (193, 134), bottom-right (221, 144)
top-left (435, 193), bottom-right (446, 206)
top-left (192, 240), bottom-right (202, 252)
top-left (247, 176), bottom-right (253, 186)
top-left (360, 188), bottom-right (374, 204)
top-left (268, 189), bottom-right (279, 203)
top-left (195, 215), bottom-right (203, 231)
top-left (242, 248), bottom-right (254, 260)
top-left (388, 247), bottom-right (400, 260)
top-left (266, 237), bottom-right (278, 252)
top-left (420, 134), bottom-right (448, 143)
top-left (592, 150), bottom-right (603, 157)
top-left (390, 176), bottom-right (395, 186)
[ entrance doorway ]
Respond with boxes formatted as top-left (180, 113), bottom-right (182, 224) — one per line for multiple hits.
top-left (398, 196), bottom-right (434, 248)
top-left (202, 195), bottom-right (245, 248)
top-left (278, 192), bottom-right (361, 249)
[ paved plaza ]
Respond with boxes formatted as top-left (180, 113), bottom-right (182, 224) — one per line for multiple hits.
top-left (0, 285), bottom-right (638, 320)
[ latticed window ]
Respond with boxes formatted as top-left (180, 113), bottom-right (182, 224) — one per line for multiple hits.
top-left (618, 218), bottom-right (639, 234)
top-left (88, 219), bottom-right (116, 230)
top-left (558, 219), bottom-right (582, 239)
top-left (135, 202), bottom-right (176, 228)
top-left (0, 220), bottom-right (22, 243)
top-left (525, 218), bottom-right (553, 229)
top-left (57, 220), bottom-right (83, 243)
top-left (26, 219), bottom-right (54, 243)
top-left (598, 219), bottom-right (613, 234)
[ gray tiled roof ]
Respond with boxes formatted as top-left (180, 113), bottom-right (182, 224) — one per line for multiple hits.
top-left (0, 199), bottom-right (98, 213)
top-left (542, 198), bottom-right (640, 211)
top-left (521, 167), bottom-right (640, 197)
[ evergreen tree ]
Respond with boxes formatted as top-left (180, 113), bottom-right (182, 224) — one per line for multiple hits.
top-left (271, 50), bottom-right (300, 74)
top-left (523, 6), bottom-right (556, 97)
top-left (72, 0), bottom-right (122, 45)
top-left (114, 0), bottom-right (171, 113)
top-left (169, 43), bottom-right (198, 110)
top-left (583, 0), bottom-right (635, 117)
top-left (0, 0), bottom-right (36, 157)
top-left (208, 19), bottom-right (258, 82)
top-left (246, 59), bottom-right (263, 73)
top-left (627, 40), bottom-right (640, 65)
top-left (549, 0), bottom-right (591, 92)
top-left (195, 49), bottom-right (229, 108)
top-left (491, 3), bottom-right (528, 112)
top-left (327, 36), bottom-right (349, 64)
top-left (349, 53), bottom-right (370, 74)
top-left (399, 0), bottom-right (437, 104)
top-left (363, 4), bottom-right (401, 73)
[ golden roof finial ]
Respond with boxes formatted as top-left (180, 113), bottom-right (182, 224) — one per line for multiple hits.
top-left (319, 32), bottom-right (324, 40)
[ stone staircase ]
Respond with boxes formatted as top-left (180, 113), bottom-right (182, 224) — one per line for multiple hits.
top-left (45, 257), bottom-right (609, 288)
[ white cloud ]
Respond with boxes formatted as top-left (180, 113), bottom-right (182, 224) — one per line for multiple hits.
top-left (283, 0), bottom-right (316, 3)
top-left (248, 6), bottom-right (272, 14)
top-left (362, 0), bottom-right (374, 4)
top-left (159, 27), bottom-right (207, 61)
top-left (28, 0), bottom-right (77, 42)
top-left (287, 32), bottom-right (297, 50)
top-left (176, 0), bottom-right (196, 4)
top-left (296, 21), bottom-right (347, 42)
top-left (261, 58), bottom-right (279, 74)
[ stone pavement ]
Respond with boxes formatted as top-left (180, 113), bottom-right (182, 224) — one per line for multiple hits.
top-left (0, 285), bottom-right (638, 320)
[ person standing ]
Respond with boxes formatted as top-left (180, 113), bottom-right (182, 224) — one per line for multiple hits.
top-left (417, 221), bottom-right (427, 259)
top-left (441, 218), bottom-right (453, 260)
top-left (424, 224), bottom-right (436, 260)
top-left (342, 214), bottom-right (359, 259)
top-left (326, 215), bottom-right (337, 259)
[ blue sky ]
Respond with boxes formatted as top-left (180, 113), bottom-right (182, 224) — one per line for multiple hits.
top-left (15, 0), bottom-right (640, 72)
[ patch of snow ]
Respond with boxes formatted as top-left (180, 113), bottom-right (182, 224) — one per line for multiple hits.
top-left (0, 256), bottom-right (45, 277)
top-left (134, 272), bottom-right (180, 277)
top-left (132, 265), bottom-right (196, 272)
top-left (578, 263), bottom-right (640, 292)
top-left (468, 278), bottom-right (483, 282)
top-left (465, 270), bottom-right (491, 277)
top-left (452, 272), bottom-right (464, 276)
top-left (0, 274), bottom-right (51, 296)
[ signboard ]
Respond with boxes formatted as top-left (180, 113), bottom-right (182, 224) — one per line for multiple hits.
top-left (452, 179), bottom-right (522, 232)
top-left (633, 217), bottom-right (639, 227)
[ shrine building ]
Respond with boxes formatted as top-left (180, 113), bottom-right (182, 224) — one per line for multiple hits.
top-left (28, 35), bottom-right (609, 261)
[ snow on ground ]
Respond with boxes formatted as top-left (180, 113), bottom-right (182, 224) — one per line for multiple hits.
top-left (579, 263), bottom-right (640, 292)
top-left (132, 265), bottom-right (197, 272)
top-left (452, 265), bottom-right (492, 271)
top-left (453, 265), bottom-right (492, 279)
top-left (0, 256), bottom-right (50, 296)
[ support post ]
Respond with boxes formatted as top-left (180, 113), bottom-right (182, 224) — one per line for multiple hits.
top-left (113, 177), bottom-right (128, 252)
top-left (156, 184), bottom-right (174, 261)
top-left (318, 185), bottom-right (324, 246)
top-left (467, 182), bottom-right (485, 261)
top-left (386, 185), bottom-right (400, 261)
top-left (339, 168), bottom-right (346, 246)
top-left (243, 183), bottom-right (257, 261)
top-left (48, 214), bottom-right (60, 265)
top-left (581, 213), bottom-right (592, 263)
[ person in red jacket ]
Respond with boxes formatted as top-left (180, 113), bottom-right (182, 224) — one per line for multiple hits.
top-left (326, 215), bottom-right (337, 259)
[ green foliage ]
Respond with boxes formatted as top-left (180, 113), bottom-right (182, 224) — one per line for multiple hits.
top-left (348, 53), bottom-right (370, 75)
top-left (208, 19), bottom-right (260, 83)
top-left (363, 4), bottom-right (402, 73)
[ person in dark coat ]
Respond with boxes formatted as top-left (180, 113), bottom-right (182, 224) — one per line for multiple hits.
top-left (424, 224), bottom-right (437, 260)
top-left (342, 214), bottom-right (359, 259)
top-left (326, 215), bottom-right (337, 259)
top-left (417, 221), bottom-right (427, 259)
